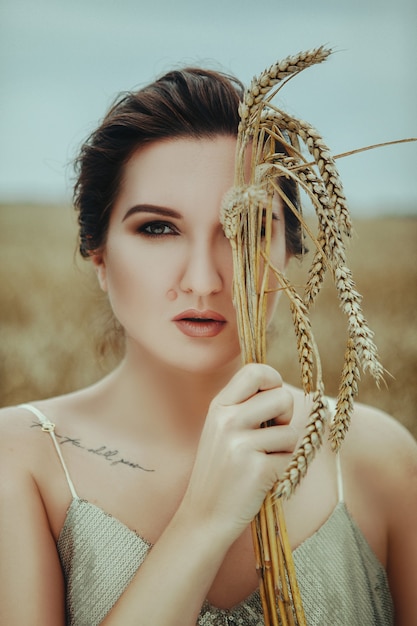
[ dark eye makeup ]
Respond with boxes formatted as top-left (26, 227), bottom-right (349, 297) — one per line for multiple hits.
top-left (137, 221), bottom-right (179, 237)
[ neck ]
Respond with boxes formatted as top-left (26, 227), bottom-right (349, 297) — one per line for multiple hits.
top-left (99, 343), bottom-right (241, 442)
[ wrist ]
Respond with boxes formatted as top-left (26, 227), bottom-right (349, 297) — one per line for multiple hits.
top-left (172, 494), bottom-right (239, 558)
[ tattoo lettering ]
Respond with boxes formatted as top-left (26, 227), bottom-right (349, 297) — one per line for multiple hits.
top-left (31, 422), bottom-right (154, 472)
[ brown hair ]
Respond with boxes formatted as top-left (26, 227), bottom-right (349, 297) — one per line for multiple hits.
top-left (73, 67), bottom-right (302, 257)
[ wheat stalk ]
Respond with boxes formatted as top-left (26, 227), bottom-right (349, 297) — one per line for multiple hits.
top-left (219, 45), bottom-right (413, 624)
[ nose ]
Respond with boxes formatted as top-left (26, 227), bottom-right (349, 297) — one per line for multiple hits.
top-left (179, 241), bottom-right (223, 296)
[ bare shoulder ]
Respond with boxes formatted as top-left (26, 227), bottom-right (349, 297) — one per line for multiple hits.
top-left (343, 401), bottom-right (417, 502)
top-left (347, 401), bottom-right (417, 461)
top-left (0, 391), bottom-right (84, 472)
top-left (0, 403), bottom-right (53, 496)
top-left (0, 403), bottom-right (40, 457)
top-left (346, 406), bottom-right (417, 621)
top-left (0, 403), bottom-right (66, 623)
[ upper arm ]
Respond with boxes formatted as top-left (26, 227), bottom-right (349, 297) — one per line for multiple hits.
top-left (0, 416), bottom-right (65, 625)
top-left (384, 423), bottom-right (417, 625)
top-left (347, 405), bottom-right (417, 623)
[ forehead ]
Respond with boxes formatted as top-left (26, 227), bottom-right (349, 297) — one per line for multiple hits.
top-left (116, 136), bottom-right (241, 207)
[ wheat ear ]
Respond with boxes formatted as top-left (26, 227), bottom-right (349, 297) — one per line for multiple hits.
top-left (239, 47), bottom-right (331, 133)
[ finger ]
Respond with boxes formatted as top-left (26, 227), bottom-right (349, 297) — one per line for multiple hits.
top-left (250, 424), bottom-right (298, 454)
top-left (240, 386), bottom-right (294, 429)
top-left (215, 363), bottom-right (283, 406)
top-left (230, 424), bottom-right (297, 458)
top-left (211, 377), bottom-right (293, 432)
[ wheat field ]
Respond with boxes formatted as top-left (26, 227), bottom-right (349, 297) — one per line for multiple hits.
top-left (1, 204), bottom-right (416, 439)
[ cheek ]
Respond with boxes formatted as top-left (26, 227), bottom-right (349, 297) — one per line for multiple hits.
top-left (104, 243), bottom-right (184, 322)
top-left (103, 247), bottom-right (151, 304)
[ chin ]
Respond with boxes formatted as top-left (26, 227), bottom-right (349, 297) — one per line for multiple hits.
top-left (126, 335), bottom-right (241, 376)
top-left (168, 345), bottom-right (242, 377)
top-left (178, 355), bottom-right (241, 376)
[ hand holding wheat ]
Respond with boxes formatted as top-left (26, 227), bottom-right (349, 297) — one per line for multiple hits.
top-left (182, 364), bottom-right (297, 541)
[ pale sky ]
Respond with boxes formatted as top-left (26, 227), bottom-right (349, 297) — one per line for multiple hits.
top-left (1, 0), bottom-right (416, 215)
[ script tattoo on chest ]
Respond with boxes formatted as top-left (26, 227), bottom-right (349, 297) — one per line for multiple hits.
top-left (31, 422), bottom-right (155, 472)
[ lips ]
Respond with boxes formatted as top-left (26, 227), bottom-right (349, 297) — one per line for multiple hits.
top-left (172, 309), bottom-right (226, 338)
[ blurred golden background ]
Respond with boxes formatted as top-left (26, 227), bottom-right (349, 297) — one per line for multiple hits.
top-left (1, 204), bottom-right (416, 439)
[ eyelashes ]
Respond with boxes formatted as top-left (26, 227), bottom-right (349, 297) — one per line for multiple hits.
top-left (137, 221), bottom-right (179, 237)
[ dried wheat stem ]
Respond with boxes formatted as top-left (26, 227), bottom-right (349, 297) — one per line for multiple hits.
top-left (300, 189), bottom-right (382, 430)
top-left (270, 111), bottom-right (352, 236)
top-left (239, 47), bottom-right (331, 133)
top-left (265, 496), bottom-right (294, 624)
top-left (304, 231), bottom-right (327, 307)
top-left (262, 159), bottom-right (329, 250)
top-left (300, 187), bottom-right (382, 387)
top-left (259, 257), bottom-right (330, 498)
top-left (250, 126), bottom-right (344, 310)
top-left (292, 168), bottom-right (336, 306)
top-left (275, 502), bottom-right (307, 626)
top-left (263, 137), bottom-right (383, 388)
top-left (262, 256), bottom-right (317, 394)
top-left (330, 337), bottom-right (360, 450)
top-left (252, 517), bottom-right (273, 626)
top-left (334, 262), bottom-right (383, 383)
top-left (263, 160), bottom-right (333, 306)
top-left (275, 389), bottom-right (328, 499)
top-left (259, 506), bottom-right (281, 626)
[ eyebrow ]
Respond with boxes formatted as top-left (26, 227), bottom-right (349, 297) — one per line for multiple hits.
top-left (122, 204), bottom-right (182, 222)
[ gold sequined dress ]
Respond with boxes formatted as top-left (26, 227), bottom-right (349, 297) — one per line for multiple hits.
top-left (21, 404), bottom-right (394, 625)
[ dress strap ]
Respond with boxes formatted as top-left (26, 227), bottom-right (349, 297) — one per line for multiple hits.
top-left (335, 451), bottom-right (344, 503)
top-left (19, 403), bottom-right (78, 500)
top-left (326, 397), bottom-right (344, 504)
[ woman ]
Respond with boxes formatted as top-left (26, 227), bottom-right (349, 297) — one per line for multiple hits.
top-left (0, 66), bottom-right (416, 626)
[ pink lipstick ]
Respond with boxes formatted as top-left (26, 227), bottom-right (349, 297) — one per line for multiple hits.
top-left (172, 309), bottom-right (226, 338)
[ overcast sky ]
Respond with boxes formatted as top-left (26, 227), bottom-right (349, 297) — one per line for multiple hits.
top-left (1, 0), bottom-right (416, 215)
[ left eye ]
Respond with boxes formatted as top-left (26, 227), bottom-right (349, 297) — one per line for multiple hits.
top-left (139, 221), bottom-right (177, 236)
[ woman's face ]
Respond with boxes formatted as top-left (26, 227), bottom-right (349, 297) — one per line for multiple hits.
top-left (92, 136), bottom-right (288, 375)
